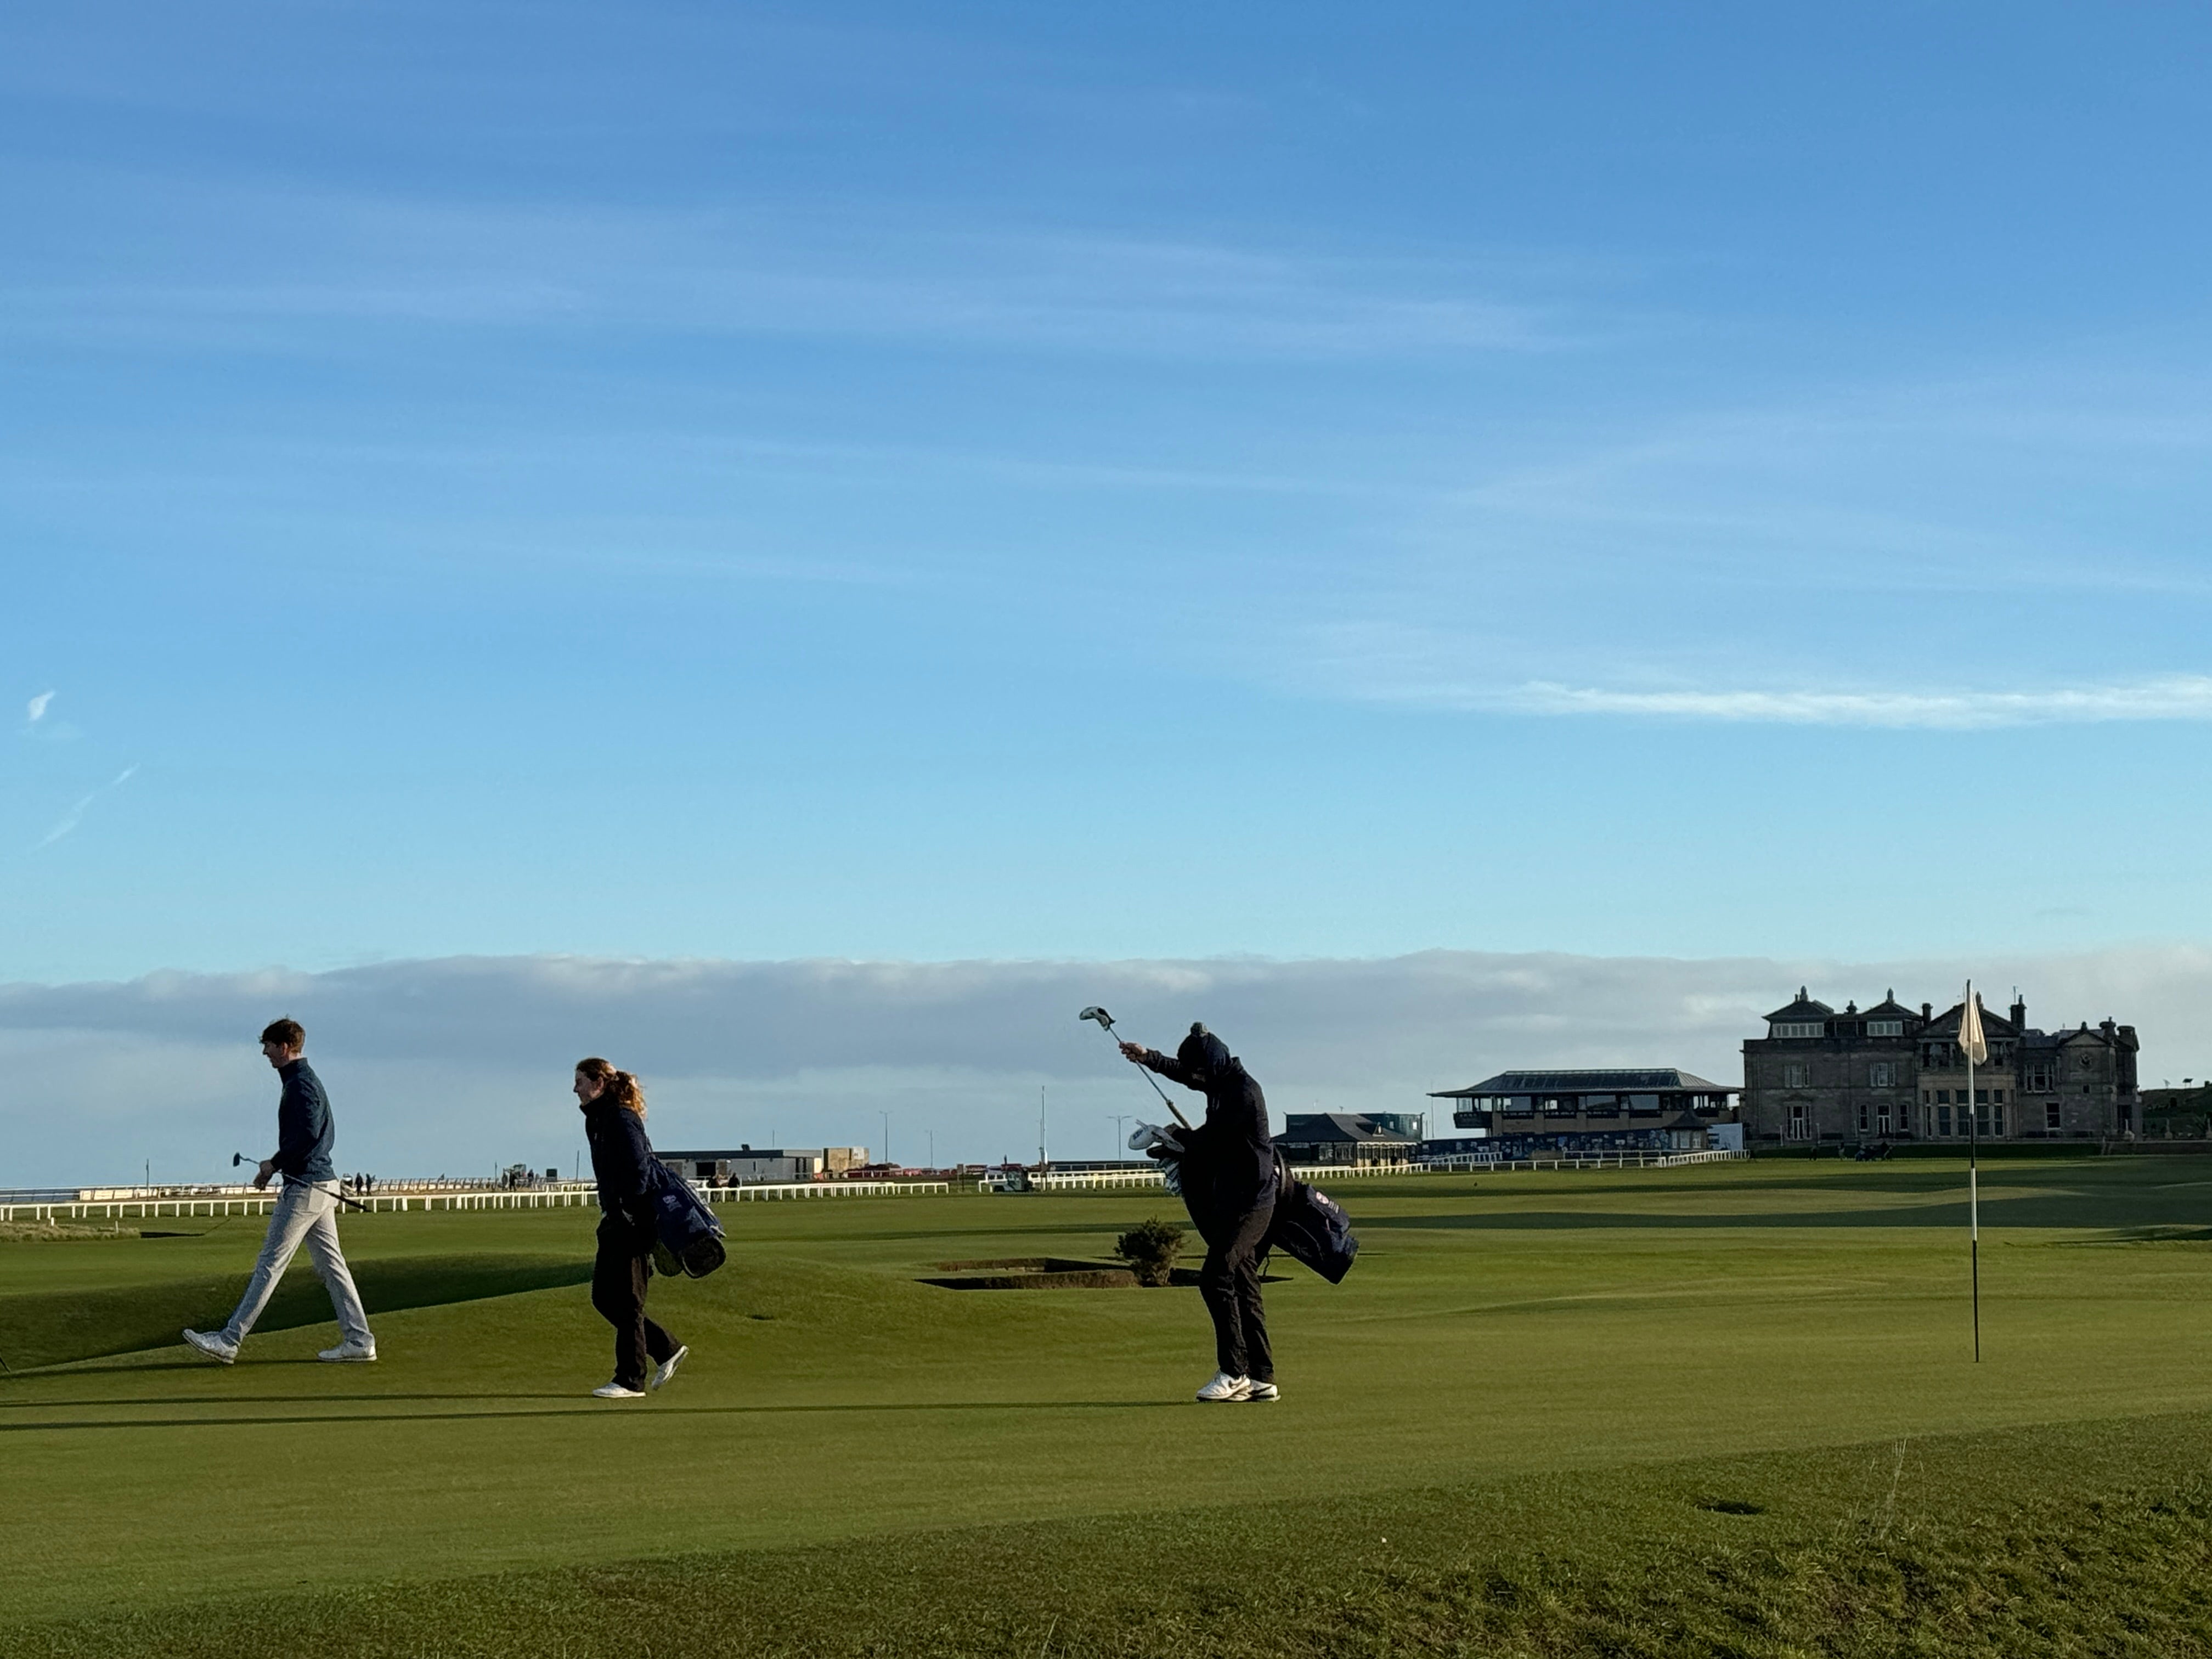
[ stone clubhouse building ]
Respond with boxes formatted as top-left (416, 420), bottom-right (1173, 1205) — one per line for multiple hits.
top-left (1741, 989), bottom-right (2140, 1147)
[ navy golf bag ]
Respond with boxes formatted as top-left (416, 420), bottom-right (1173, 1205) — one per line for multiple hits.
top-left (1263, 1154), bottom-right (1358, 1284)
top-left (645, 1157), bottom-right (727, 1279)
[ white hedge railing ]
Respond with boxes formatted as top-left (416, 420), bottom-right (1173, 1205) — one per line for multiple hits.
top-left (3, 1150), bottom-right (1750, 1222)
top-left (0, 1177), bottom-right (951, 1223)
top-left (986, 1149), bottom-right (1746, 1194)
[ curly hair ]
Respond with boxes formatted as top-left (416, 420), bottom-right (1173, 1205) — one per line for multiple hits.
top-left (574, 1057), bottom-right (646, 1118)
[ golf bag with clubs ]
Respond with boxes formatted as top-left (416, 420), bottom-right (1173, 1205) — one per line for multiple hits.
top-left (1262, 1149), bottom-right (1359, 1284)
top-left (644, 1155), bottom-right (727, 1279)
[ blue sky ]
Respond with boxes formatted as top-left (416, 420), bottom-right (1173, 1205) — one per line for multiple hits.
top-left (8, 6), bottom-right (2212, 1002)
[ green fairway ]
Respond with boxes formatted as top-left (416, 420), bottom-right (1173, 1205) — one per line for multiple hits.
top-left (8, 1155), bottom-right (2212, 1655)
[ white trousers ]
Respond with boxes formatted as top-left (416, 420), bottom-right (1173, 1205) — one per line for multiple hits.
top-left (221, 1180), bottom-right (374, 1348)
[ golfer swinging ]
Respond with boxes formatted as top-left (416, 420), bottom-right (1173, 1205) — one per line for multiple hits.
top-left (1121, 1024), bottom-right (1279, 1403)
top-left (183, 1019), bottom-right (376, 1364)
top-left (575, 1057), bottom-right (687, 1399)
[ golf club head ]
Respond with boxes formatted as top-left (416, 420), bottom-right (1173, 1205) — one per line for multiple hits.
top-left (1079, 1006), bottom-right (1115, 1031)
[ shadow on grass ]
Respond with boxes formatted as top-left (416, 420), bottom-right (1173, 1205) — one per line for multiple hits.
top-left (1364, 1184), bottom-right (2212, 1232)
top-left (0, 1254), bottom-right (594, 1372)
top-left (0, 1398), bottom-right (1188, 1433)
top-left (0, 1392), bottom-right (591, 1409)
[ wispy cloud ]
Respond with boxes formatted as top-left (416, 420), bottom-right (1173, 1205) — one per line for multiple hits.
top-left (1294, 620), bottom-right (2212, 729)
top-left (34, 764), bottom-right (139, 850)
top-left (1497, 675), bottom-right (2212, 729)
top-left (19, 689), bottom-right (81, 743)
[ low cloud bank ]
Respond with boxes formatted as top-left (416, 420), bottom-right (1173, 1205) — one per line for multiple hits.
top-left (4, 948), bottom-right (2205, 1187)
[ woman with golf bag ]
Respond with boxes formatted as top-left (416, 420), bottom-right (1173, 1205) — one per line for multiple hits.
top-left (1120, 1024), bottom-right (1279, 1403)
top-left (575, 1057), bottom-right (688, 1400)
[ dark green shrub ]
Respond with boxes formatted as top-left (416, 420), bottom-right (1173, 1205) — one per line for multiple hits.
top-left (1113, 1217), bottom-right (1186, 1286)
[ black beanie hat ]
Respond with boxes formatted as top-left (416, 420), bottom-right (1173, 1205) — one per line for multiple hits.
top-left (1177, 1022), bottom-right (1231, 1078)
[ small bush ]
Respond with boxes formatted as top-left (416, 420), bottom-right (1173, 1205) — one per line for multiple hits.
top-left (1113, 1217), bottom-right (1186, 1286)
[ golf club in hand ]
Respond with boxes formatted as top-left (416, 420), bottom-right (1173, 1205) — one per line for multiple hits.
top-left (1079, 1006), bottom-right (1190, 1127)
top-left (233, 1151), bottom-right (369, 1211)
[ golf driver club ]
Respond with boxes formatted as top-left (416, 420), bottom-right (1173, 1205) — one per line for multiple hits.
top-left (1078, 1007), bottom-right (1191, 1128)
top-left (234, 1152), bottom-right (369, 1211)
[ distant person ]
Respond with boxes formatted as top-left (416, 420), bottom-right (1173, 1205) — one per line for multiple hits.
top-left (1121, 1023), bottom-right (1278, 1403)
top-left (576, 1057), bottom-right (687, 1400)
top-left (183, 1020), bottom-right (376, 1365)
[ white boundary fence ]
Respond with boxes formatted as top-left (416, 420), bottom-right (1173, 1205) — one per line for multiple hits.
top-left (1423, 1148), bottom-right (1748, 1174)
top-left (995, 1148), bottom-right (1747, 1193)
top-left (1, 1151), bottom-right (1747, 1221)
top-left (0, 1177), bottom-right (951, 1224)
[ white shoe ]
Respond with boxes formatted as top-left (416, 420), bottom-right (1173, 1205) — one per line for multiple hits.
top-left (1195, 1370), bottom-right (1251, 1402)
top-left (592, 1381), bottom-right (646, 1399)
top-left (318, 1341), bottom-right (377, 1363)
top-left (649, 1345), bottom-right (689, 1391)
top-left (182, 1328), bottom-right (238, 1365)
top-left (1245, 1380), bottom-right (1280, 1402)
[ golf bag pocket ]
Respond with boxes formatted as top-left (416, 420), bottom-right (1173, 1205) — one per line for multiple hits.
top-left (1267, 1180), bottom-right (1358, 1284)
top-left (646, 1158), bottom-right (728, 1279)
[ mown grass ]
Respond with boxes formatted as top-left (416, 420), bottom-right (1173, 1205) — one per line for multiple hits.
top-left (13, 1414), bottom-right (2212, 1657)
top-left (5, 1155), bottom-right (2212, 1655)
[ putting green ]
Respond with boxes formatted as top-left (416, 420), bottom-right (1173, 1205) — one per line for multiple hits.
top-left (5, 1155), bottom-right (2212, 1649)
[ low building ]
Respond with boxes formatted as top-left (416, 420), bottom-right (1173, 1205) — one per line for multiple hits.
top-left (654, 1146), bottom-right (869, 1183)
top-left (1429, 1069), bottom-right (1738, 1137)
top-left (1740, 989), bottom-right (2140, 1146)
top-left (1277, 1113), bottom-right (1423, 1166)
top-left (1419, 1069), bottom-right (1735, 1159)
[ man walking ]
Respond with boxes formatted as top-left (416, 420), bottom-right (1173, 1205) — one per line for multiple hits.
top-left (183, 1019), bottom-right (376, 1364)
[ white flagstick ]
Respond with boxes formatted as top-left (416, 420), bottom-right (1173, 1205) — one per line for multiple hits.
top-left (1959, 981), bottom-right (1987, 1363)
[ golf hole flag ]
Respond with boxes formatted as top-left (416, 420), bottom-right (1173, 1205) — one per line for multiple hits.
top-left (1957, 983), bottom-right (1988, 1067)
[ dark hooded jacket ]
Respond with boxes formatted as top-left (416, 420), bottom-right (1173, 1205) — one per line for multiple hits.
top-left (1138, 1028), bottom-right (1276, 1223)
top-left (583, 1099), bottom-right (656, 1230)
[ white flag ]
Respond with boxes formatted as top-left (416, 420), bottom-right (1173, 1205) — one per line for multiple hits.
top-left (1957, 982), bottom-right (1988, 1066)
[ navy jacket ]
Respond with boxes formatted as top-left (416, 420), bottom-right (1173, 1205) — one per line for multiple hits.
top-left (1139, 1041), bottom-right (1276, 1219)
top-left (583, 1101), bottom-right (656, 1228)
top-left (273, 1059), bottom-right (337, 1184)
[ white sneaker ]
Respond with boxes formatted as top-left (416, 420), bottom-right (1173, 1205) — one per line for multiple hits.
top-left (182, 1328), bottom-right (238, 1365)
top-left (318, 1341), bottom-right (377, 1363)
top-left (1195, 1370), bottom-right (1251, 1402)
top-left (1245, 1380), bottom-right (1280, 1402)
top-left (592, 1380), bottom-right (646, 1399)
top-left (649, 1345), bottom-right (689, 1391)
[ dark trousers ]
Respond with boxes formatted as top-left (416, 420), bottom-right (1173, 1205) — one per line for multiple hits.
top-left (1199, 1201), bottom-right (1275, 1383)
top-left (592, 1214), bottom-right (680, 1389)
